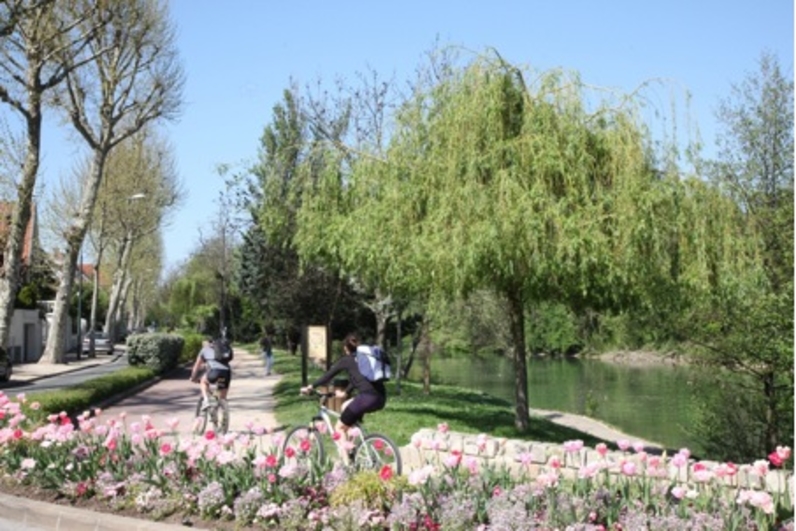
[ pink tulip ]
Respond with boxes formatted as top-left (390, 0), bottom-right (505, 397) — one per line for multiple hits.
top-left (595, 443), bottom-right (608, 457)
top-left (620, 460), bottom-right (636, 476)
top-left (159, 442), bottom-right (173, 456)
top-left (563, 439), bottom-right (584, 453)
top-left (671, 486), bottom-right (686, 499)
top-left (617, 439), bottom-right (630, 451)
top-left (777, 446), bottom-right (791, 461)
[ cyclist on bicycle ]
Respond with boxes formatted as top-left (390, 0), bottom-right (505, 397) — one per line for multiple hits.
top-left (190, 337), bottom-right (232, 410)
top-left (300, 333), bottom-right (386, 456)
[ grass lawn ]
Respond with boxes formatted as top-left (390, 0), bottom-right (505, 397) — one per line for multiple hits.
top-left (261, 347), bottom-right (609, 448)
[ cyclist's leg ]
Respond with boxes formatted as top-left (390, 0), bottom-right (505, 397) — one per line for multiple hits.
top-left (202, 369), bottom-right (221, 408)
top-left (199, 373), bottom-right (211, 402)
top-left (216, 369), bottom-right (230, 399)
top-left (338, 394), bottom-right (380, 460)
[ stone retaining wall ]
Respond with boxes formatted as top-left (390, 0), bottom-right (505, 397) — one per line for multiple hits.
top-left (401, 428), bottom-right (792, 495)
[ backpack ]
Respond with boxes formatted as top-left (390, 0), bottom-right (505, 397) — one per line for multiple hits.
top-left (214, 338), bottom-right (234, 365)
top-left (355, 345), bottom-right (392, 382)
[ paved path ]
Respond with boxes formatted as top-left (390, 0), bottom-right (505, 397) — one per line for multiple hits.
top-left (101, 351), bottom-right (283, 445)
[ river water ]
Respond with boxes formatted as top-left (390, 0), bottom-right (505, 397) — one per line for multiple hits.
top-left (407, 354), bottom-right (704, 453)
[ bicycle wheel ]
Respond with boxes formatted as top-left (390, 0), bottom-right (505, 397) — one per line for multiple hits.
top-left (282, 425), bottom-right (325, 467)
top-left (193, 396), bottom-right (208, 435)
top-left (353, 432), bottom-right (402, 475)
top-left (212, 398), bottom-right (229, 434)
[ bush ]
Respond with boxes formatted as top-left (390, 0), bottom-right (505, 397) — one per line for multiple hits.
top-left (21, 366), bottom-right (156, 424)
top-left (180, 332), bottom-right (204, 364)
top-left (127, 333), bottom-right (184, 374)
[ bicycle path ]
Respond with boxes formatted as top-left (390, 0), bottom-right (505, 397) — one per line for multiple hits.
top-left (99, 350), bottom-right (283, 443)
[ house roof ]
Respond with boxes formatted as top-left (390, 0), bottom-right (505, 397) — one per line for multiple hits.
top-left (0, 201), bottom-right (36, 266)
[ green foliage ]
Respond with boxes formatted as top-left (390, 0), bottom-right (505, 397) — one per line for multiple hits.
top-left (15, 284), bottom-right (39, 309)
top-left (179, 331), bottom-right (204, 364)
top-left (127, 332), bottom-right (184, 374)
top-left (688, 282), bottom-right (794, 460)
top-left (684, 51), bottom-right (795, 460)
top-left (22, 366), bottom-right (156, 425)
top-left (689, 371), bottom-right (771, 463)
top-left (329, 470), bottom-right (407, 510)
top-left (293, 49), bottom-right (719, 431)
top-left (526, 302), bottom-right (581, 355)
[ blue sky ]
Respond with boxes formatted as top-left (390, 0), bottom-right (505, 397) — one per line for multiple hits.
top-left (38, 1), bottom-right (794, 272)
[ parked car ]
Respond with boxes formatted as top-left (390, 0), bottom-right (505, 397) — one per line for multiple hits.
top-left (82, 332), bottom-right (114, 355)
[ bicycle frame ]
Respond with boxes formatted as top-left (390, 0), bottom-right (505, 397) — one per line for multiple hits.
top-left (283, 390), bottom-right (402, 475)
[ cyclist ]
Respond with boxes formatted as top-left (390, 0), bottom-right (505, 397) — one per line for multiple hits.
top-left (190, 337), bottom-right (232, 410)
top-left (300, 333), bottom-right (386, 458)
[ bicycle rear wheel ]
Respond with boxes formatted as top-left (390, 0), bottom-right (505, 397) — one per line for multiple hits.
top-left (210, 398), bottom-right (229, 434)
top-left (282, 425), bottom-right (325, 467)
top-left (353, 432), bottom-right (402, 475)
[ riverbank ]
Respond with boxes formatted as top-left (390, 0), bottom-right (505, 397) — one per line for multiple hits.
top-left (272, 353), bottom-right (670, 453)
top-left (594, 349), bottom-right (692, 367)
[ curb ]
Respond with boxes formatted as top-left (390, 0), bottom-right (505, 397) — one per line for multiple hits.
top-left (0, 491), bottom-right (185, 530)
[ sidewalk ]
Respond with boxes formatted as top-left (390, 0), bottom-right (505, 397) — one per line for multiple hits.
top-left (10, 348), bottom-right (124, 384)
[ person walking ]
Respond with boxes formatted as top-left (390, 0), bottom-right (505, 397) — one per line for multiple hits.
top-left (260, 330), bottom-right (273, 376)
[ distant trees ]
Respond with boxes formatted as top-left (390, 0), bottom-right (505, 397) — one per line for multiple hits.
top-left (687, 51), bottom-right (794, 460)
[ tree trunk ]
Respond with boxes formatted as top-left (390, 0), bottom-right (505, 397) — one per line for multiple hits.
top-left (116, 275), bottom-right (133, 336)
top-left (104, 236), bottom-right (133, 342)
top-left (41, 246), bottom-right (78, 363)
top-left (506, 287), bottom-right (529, 431)
top-left (87, 262), bottom-right (102, 358)
top-left (394, 308), bottom-right (402, 395)
top-left (764, 371), bottom-right (778, 452)
top-left (0, 103), bottom-right (41, 356)
top-left (43, 144), bottom-right (108, 363)
top-left (421, 319), bottom-right (431, 395)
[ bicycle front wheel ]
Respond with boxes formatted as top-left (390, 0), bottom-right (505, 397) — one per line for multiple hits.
top-left (193, 396), bottom-right (208, 435)
top-left (354, 432), bottom-right (402, 475)
top-left (282, 425), bottom-right (325, 467)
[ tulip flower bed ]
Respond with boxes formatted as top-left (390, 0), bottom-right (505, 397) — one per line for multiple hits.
top-left (0, 391), bottom-right (792, 530)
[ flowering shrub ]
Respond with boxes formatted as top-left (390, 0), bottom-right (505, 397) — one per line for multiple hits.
top-left (0, 391), bottom-right (792, 530)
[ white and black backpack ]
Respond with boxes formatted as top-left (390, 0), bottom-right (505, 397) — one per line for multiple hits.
top-left (355, 345), bottom-right (392, 382)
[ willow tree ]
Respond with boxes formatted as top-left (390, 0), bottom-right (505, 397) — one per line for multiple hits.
top-left (300, 50), bottom-right (728, 431)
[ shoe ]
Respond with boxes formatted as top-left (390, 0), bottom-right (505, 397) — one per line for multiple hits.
top-left (200, 399), bottom-right (211, 411)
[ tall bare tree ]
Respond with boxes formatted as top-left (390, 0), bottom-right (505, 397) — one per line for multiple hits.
top-left (42, 0), bottom-right (182, 363)
top-left (102, 131), bottom-right (180, 342)
top-left (0, 0), bottom-right (103, 359)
